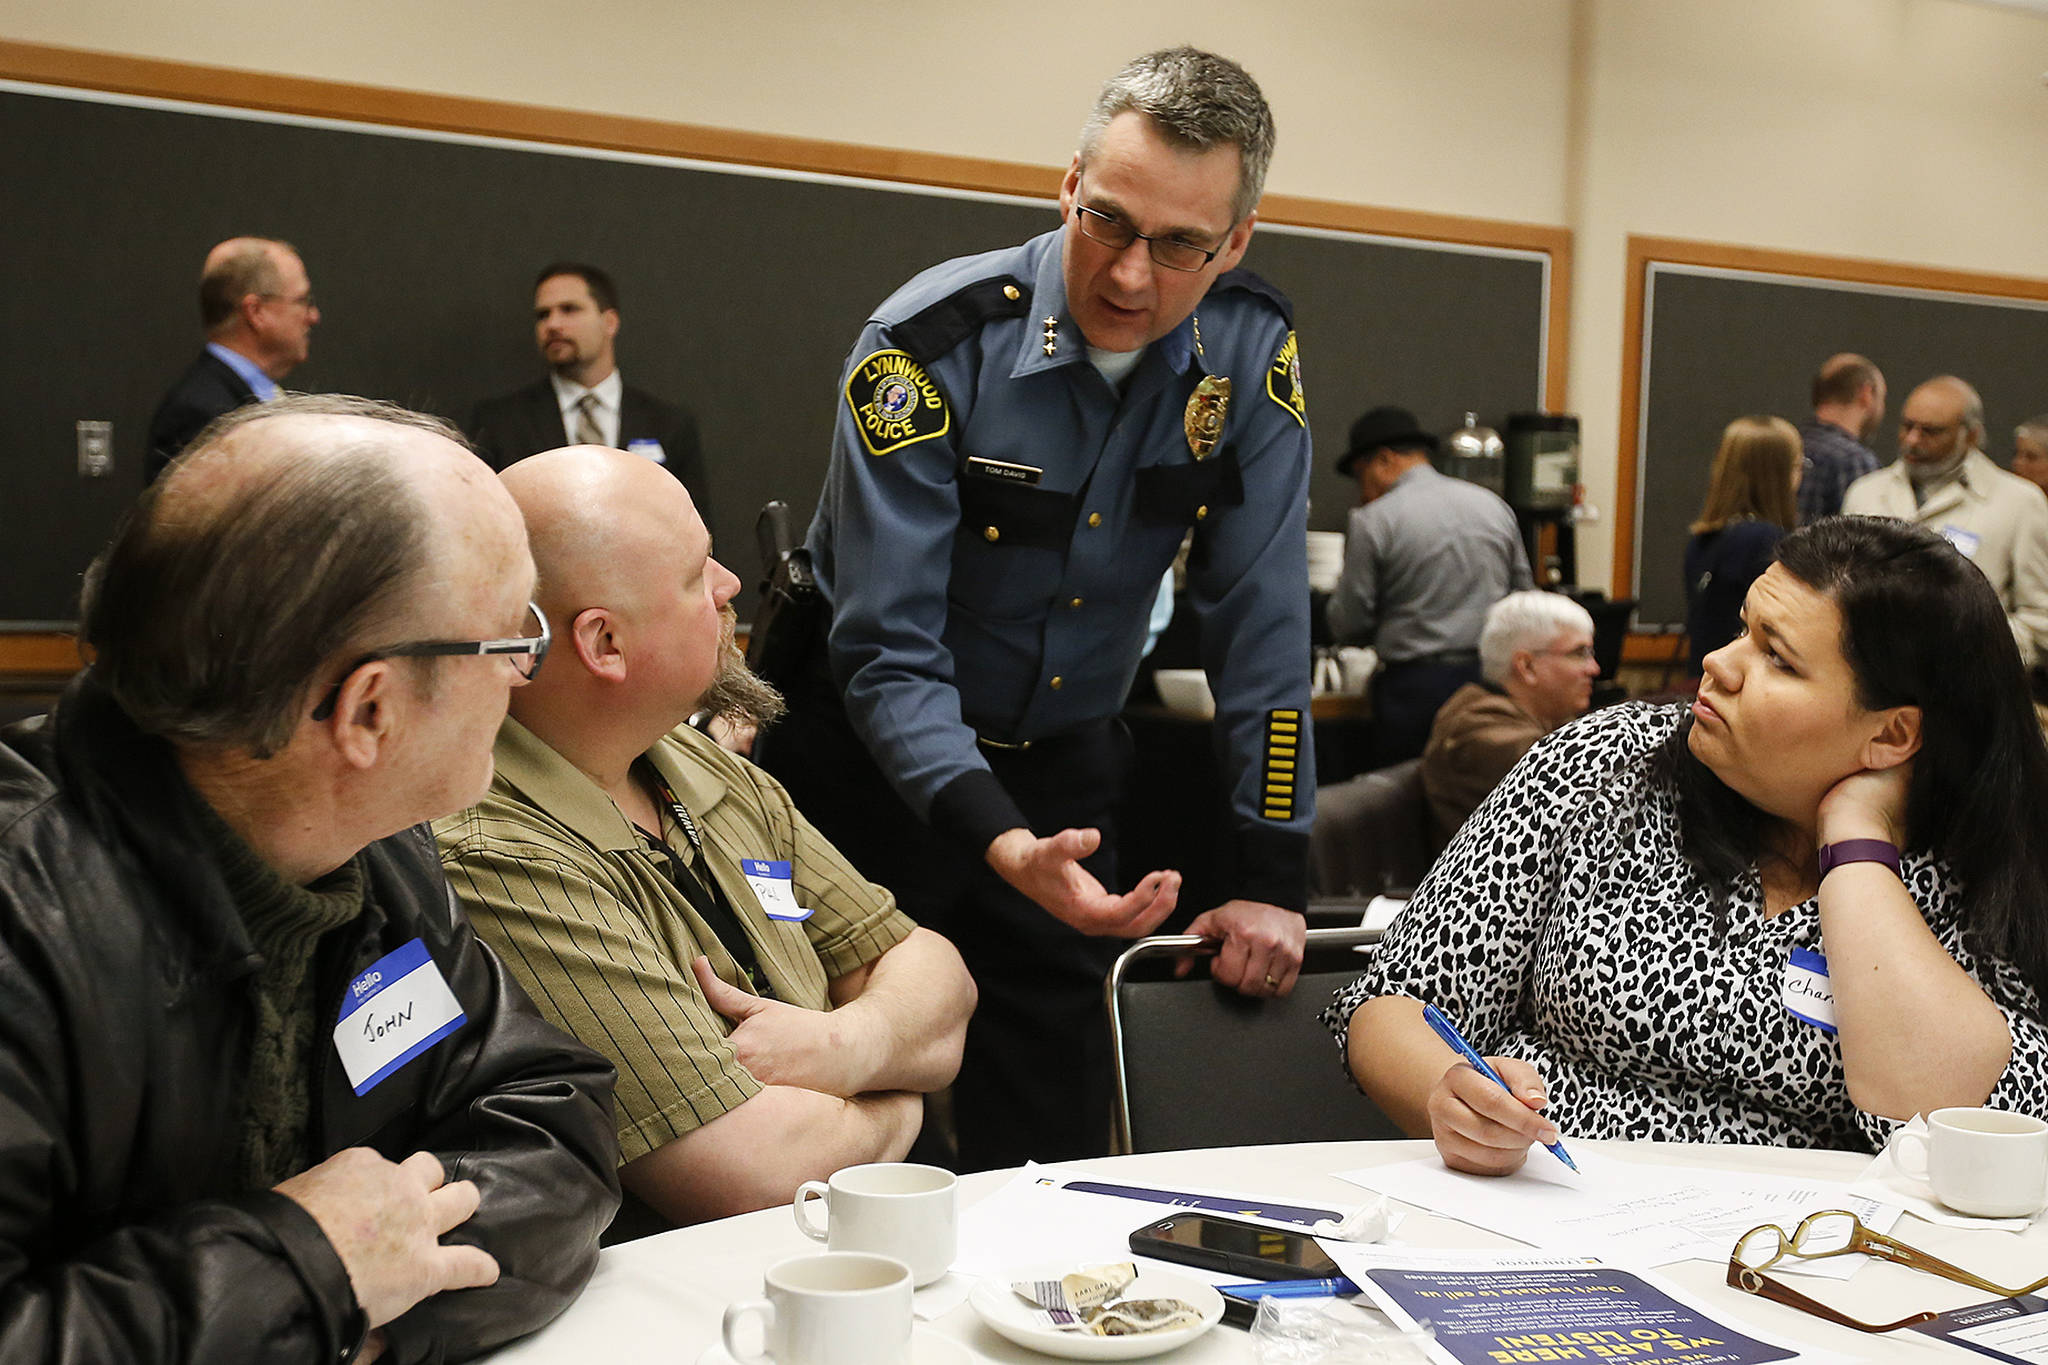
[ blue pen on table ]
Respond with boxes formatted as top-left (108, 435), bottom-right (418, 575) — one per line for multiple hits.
top-left (1422, 1003), bottom-right (1580, 1175)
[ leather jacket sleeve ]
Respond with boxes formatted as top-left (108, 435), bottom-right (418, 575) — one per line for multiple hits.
top-left (0, 916), bottom-right (364, 1363)
top-left (0, 822), bottom-right (620, 1365)
top-left (369, 863), bottom-right (623, 1365)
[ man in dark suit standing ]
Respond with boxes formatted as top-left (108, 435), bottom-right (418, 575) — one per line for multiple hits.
top-left (468, 263), bottom-right (710, 524)
top-left (145, 237), bottom-right (320, 483)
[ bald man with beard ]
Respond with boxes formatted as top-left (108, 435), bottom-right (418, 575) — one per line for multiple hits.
top-left (434, 446), bottom-right (974, 1228)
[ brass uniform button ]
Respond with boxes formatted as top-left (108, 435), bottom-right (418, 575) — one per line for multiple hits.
top-left (1195, 505), bottom-right (1209, 520)
top-left (1069, 597), bottom-right (1084, 609)
top-left (1003, 284), bottom-right (1021, 300)
top-left (1049, 676), bottom-right (1063, 690)
top-left (983, 526), bottom-right (1000, 542)
top-left (1087, 512), bottom-right (1102, 528)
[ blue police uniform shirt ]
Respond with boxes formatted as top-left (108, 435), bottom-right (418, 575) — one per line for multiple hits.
top-left (806, 227), bottom-right (1315, 909)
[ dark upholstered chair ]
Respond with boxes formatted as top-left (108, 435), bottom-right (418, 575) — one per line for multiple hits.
top-left (1106, 928), bottom-right (1405, 1154)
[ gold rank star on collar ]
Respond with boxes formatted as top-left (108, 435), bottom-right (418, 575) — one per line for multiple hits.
top-left (1042, 316), bottom-right (1059, 357)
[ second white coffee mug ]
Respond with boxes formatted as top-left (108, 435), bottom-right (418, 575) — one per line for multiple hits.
top-left (792, 1162), bottom-right (958, 1286)
top-left (721, 1252), bottom-right (913, 1365)
top-left (1895, 1107), bottom-right (2048, 1218)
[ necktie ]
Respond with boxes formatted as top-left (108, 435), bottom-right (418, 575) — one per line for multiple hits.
top-left (573, 392), bottom-right (604, 447)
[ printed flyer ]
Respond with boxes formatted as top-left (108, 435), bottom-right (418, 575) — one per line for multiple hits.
top-left (1909, 1295), bottom-right (2048, 1364)
top-left (1361, 1265), bottom-right (1811, 1365)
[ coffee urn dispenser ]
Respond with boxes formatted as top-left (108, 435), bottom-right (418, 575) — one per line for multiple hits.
top-left (1505, 412), bottom-right (1581, 585)
top-left (1442, 411), bottom-right (1505, 496)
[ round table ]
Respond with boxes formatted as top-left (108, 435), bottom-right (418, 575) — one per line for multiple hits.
top-left (485, 1140), bottom-right (2047, 1363)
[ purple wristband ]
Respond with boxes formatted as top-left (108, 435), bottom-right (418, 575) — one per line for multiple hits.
top-left (1818, 837), bottom-right (1902, 879)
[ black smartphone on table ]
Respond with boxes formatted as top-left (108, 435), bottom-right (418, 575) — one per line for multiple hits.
top-left (1128, 1212), bottom-right (1341, 1281)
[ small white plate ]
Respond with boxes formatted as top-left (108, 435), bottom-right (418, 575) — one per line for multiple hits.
top-left (967, 1265), bottom-right (1224, 1360)
top-left (696, 1324), bottom-right (973, 1365)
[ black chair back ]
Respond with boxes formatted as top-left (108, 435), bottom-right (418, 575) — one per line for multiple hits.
top-left (1106, 927), bottom-right (1405, 1153)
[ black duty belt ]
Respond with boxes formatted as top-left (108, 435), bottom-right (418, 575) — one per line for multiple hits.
top-left (973, 716), bottom-right (1116, 760)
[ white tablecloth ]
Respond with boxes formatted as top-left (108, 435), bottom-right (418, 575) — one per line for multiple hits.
top-left (486, 1140), bottom-right (2048, 1363)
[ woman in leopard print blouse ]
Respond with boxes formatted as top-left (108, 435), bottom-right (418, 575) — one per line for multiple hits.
top-left (1325, 517), bottom-right (2048, 1174)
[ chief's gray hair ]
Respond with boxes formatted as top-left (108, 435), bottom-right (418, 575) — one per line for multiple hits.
top-left (1078, 47), bottom-right (1276, 225)
top-left (2016, 414), bottom-right (2048, 448)
top-left (1480, 591), bottom-right (1596, 686)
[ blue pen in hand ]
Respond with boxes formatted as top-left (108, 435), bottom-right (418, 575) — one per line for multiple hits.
top-left (1423, 1003), bottom-right (1579, 1175)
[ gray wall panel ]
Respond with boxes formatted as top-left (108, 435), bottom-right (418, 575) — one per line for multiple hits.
top-left (2, 86), bottom-right (1548, 620)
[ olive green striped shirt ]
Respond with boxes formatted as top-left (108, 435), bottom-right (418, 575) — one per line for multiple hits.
top-left (434, 717), bottom-right (914, 1161)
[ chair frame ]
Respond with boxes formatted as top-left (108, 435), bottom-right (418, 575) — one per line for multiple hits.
top-left (1105, 925), bottom-right (1384, 1155)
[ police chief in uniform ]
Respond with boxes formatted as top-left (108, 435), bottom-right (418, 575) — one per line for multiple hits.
top-left (756, 47), bottom-right (1312, 1169)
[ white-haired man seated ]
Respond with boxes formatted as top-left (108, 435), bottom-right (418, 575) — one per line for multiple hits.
top-left (1421, 591), bottom-right (1599, 847)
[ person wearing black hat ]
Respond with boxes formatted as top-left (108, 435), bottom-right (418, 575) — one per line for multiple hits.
top-left (1328, 405), bottom-right (1532, 766)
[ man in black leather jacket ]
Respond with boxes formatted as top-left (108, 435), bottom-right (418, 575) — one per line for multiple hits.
top-left (0, 395), bottom-right (620, 1364)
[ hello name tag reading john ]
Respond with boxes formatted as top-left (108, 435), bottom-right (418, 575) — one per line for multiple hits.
top-left (1784, 946), bottom-right (1837, 1034)
top-left (741, 859), bottom-right (810, 921)
top-left (333, 938), bottom-right (468, 1095)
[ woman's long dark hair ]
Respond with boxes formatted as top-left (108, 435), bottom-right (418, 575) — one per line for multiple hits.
top-left (1670, 516), bottom-right (2048, 1002)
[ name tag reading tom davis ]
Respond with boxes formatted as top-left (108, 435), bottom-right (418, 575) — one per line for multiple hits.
top-left (333, 938), bottom-right (468, 1095)
top-left (1783, 946), bottom-right (1836, 1034)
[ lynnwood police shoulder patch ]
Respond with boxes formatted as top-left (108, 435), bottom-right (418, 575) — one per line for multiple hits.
top-left (1266, 331), bottom-right (1306, 427)
top-left (845, 349), bottom-right (950, 457)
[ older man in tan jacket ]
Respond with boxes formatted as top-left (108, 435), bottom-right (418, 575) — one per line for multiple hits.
top-left (1843, 375), bottom-right (2048, 667)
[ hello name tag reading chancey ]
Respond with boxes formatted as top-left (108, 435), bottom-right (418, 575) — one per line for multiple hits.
top-left (333, 938), bottom-right (469, 1095)
top-left (1783, 946), bottom-right (1837, 1034)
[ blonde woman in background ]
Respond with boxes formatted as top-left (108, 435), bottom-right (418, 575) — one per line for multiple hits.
top-left (1684, 416), bottom-right (1802, 676)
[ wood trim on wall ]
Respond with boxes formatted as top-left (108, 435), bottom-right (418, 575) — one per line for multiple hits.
top-left (0, 37), bottom-right (1574, 413)
top-left (1611, 234), bottom-right (2048, 597)
top-left (0, 632), bottom-right (83, 678)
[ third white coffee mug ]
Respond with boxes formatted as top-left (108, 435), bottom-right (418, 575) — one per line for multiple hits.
top-left (721, 1251), bottom-right (913, 1365)
top-left (1895, 1107), bottom-right (2048, 1218)
top-left (792, 1162), bottom-right (957, 1286)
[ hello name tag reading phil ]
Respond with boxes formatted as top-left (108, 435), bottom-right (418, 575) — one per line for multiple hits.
top-left (333, 938), bottom-right (468, 1095)
top-left (1784, 946), bottom-right (1837, 1034)
top-left (741, 859), bottom-right (810, 921)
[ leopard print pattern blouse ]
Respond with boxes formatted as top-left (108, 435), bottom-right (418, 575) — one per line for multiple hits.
top-left (1322, 702), bottom-right (2048, 1151)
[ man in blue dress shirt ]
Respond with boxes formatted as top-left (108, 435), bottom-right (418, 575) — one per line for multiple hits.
top-left (146, 237), bottom-right (320, 483)
top-left (757, 47), bottom-right (1313, 1168)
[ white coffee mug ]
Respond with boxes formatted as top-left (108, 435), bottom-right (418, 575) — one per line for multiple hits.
top-left (721, 1252), bottom-right (913, 1365)
top-left (1895, 1107), bottom-right (2048, 1218)
top-left (792, 1162), bottom-right (958, 1287)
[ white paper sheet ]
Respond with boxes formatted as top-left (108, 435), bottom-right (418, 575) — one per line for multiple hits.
top-left (1336, 1151), bottom-right (1900, 1275)
top-left (911, 1272), bottom-right (973, 1321)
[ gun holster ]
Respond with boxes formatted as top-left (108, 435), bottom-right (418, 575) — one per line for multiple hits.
top-left (748, 544), bottom-right (825, 696)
